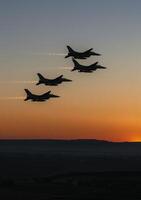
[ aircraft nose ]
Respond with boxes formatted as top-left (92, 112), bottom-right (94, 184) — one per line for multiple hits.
top-left (63, 78), bottom-right (72, 82)
top-left (54, 95), bottom-right (60, 98)
top-left (51, 94), bottom-right (60, 98)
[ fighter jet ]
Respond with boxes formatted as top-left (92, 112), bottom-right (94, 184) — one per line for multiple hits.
top-left (24, 89), bottom-right (59, 102)
top-left (36, 73), bottom-right (72, 86)
top-left (71, 59), bottom-right (106, 73)
top-left (65, 46), bottom-right (101, 59)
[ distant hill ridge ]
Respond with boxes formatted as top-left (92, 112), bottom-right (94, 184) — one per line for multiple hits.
top-left (0, 138), bottom-right (135, 144)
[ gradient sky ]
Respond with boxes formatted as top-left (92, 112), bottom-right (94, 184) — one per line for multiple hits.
top-left (1, 0), bottom-right (141, 141)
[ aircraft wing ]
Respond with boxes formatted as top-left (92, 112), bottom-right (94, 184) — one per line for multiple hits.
top-left (90, 61), bottom-right (98, 66)
top-left (55, 75), bottom-right (63, 81)
top-left (41, 91), bottom-right (51, 97)
top-left (84, 48), bottom-right (93, 53)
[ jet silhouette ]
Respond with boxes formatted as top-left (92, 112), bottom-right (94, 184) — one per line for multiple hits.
top-left (71, 59), bottom-right (106, 73)
top-left (36, 73), bottom-right (72, 86)
top-left (24, 89), bottom-right (59, 102)
top-left (65, 46), bottom-right (101, 59)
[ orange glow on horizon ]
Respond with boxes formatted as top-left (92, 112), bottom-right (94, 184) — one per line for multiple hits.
top-left (0, 94), bottom-right (141, 142)
top-left (128, 135), bottom-right (141, 142)
top-left (1, 61), bottom-right (141, 142)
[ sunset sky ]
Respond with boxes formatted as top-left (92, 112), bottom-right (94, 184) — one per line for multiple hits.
top-left (1, 0), bottom-right (141, 141)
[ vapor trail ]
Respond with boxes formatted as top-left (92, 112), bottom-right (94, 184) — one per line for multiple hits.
top-left (32, 52), bottom-right (66, 56)
top-left (0, 96), bottom-right (25, 100)
top-left (0, 81), bottom-right (37, 84)
top-left (47, 53), bottom-right (66, 56)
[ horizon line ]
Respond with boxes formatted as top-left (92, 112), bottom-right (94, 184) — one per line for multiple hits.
top-left (0, 138), bottom-right (135, 143)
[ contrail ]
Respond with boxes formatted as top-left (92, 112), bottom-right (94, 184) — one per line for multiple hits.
top-left (32, 52), bottom-right (66, 56)
top-left (0, 52), bottom-right (66, 57)
top-left (47, 53), bottom-right (66, 56)
top-left (0, 96), bottom-right (25, 100)
top-left (10, 81), bottom-right (37, 84)
top-left (0, 81), bottom-right (37, 84)
top-left (62, 66), bottom-right (72, 69)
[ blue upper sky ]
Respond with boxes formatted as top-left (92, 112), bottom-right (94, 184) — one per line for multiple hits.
top-left (1, 0), bottom-right (141, 55)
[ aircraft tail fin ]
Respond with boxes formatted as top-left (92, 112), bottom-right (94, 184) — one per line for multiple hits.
top-left (65, 46), bottom-right (74, 58)
top-left (72, 58), bottom-right (79, 67)
top-left (24, 89), bottom-right (32, 101)
top-left (36, 73), bottom-right (46, 85)
top-left (71, 58), bottom-right (80, 71)
top-left (67, 46), bottom-right (74, 53)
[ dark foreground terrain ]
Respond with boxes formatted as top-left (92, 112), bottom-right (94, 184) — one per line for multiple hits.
top-left (1, 140), bottom-right (141, 199)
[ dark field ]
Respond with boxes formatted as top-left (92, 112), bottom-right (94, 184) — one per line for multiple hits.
top-left (1, 140), bottom-right (141, 199)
